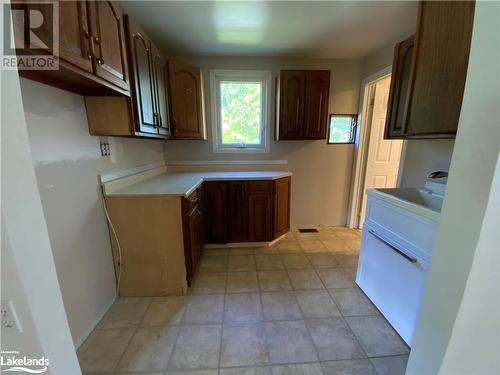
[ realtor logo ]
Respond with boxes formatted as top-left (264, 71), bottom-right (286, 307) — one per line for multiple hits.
top-left (2, 0), bottom-right (59, 70)
top-left (1, 350), bottom-right (49, 373)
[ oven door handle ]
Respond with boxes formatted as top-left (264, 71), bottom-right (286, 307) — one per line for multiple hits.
top-left (368, 229), bottom-right (418, 264)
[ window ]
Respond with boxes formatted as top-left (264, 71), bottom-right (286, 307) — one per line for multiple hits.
top-left (211, 70), bottom-right (271, 153)
top-left (327, 114), bottom-right (358, 144)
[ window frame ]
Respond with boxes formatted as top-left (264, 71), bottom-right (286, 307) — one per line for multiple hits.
top-left (210, 69), bottom-right (272, 153)
top-left (327, 113), bottom-right (358, 144)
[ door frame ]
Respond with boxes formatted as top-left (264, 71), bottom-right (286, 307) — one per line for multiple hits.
top-left (347, 66), bottom-right (407, 228)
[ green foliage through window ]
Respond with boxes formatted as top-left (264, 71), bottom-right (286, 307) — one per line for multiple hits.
top-left (328, 114), bottom-right (357, 144)
top-left (220, 81), bottom-right (262, 145)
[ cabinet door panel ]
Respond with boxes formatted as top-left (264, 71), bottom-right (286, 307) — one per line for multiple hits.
top-left (125, 16), bottom-right (156, 134)
top-left (304, 71), bottom-right (330, 139)
top-left (278, 71), bottom-right (305, 140)
top-left (203, 182), bottom-right (227, 244)
top-left (248, 194), bottom-right (273, 242)
top-left (151, 45), bottom-right (170, 136)
top-left (168, 60), bottom-right (204, 139)
top-left (405, 1), bottom-right (475, 137)
top-left (274, 177), bottom-right (291, 237)
top-left (88, 1), bottom-right (129, 91)
top-left (14, 1), bottom-right (93, 72)
top-left (385, 35), bottom-right (414, 139)
top-left (227, 182), bottom-right (249, 242)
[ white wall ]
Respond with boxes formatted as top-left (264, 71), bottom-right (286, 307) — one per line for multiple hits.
top-left (406, 2), bottom-right (500, 373)
top-left (163, 56), bottom-right (364, 226)
top-left (20, 78), bottom-right (165, 347)
top-left (1, 70), bottom-right (81, 373)
top-left (438, 155), bottom-right (499, 374)
top-left (400, 139), bottom-right (455, 187)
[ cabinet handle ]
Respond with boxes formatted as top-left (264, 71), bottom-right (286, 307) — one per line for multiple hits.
top-left (158, 114), bottom-right (163, 126)
top-left (97, 58), bottom-right (104, 65)
top-left (368, 229), bottom-right (417, 264)
top-left (93, 36), bottom-right (101, 44)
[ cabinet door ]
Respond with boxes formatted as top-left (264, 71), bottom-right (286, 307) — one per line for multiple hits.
top-left (189, 208), bottom-right (203, 275)
top-left (88, 1), bottom-right (129, 91)
top-left (385, 35), bottom-right (414, 139)
top-left (303, 71), bottom-right (330, 139)
top-left (151, 45), bottom-right (170, 136)
top-left (248, 194), bottom-right (273, 242)
top-left (202, 182), bottom-right (227, 244)
top-left (404, 1), bottom-right (475, 137)
top-left (13, 1), bottom-right (93, 73)
top-left (278, 71), bottom-right (305, 140)
top-left (227, 182), bottom-right (249, 242)
top-left (125, 16), bottom-right (156, 134)
top-left (274, 177), bottom-right (291, 238)
top-left (168, 60), bottom-right (204, 139)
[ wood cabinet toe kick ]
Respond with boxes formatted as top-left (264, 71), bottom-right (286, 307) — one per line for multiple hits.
top-left (103, 176), bottom-right (291, 296)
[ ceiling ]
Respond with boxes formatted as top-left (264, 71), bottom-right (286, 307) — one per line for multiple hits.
top-left (122, 1), bottom-right (418, 59)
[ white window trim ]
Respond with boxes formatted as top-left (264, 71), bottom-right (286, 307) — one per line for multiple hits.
top-left (210, 69), bottom-right (272, 154)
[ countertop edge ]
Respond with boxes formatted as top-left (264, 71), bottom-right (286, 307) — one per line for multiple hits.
top-left (106, 172), bottom-right (293, 197)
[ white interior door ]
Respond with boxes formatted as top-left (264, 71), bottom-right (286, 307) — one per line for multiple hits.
top-left (359, 77), bottom-right (403, 228)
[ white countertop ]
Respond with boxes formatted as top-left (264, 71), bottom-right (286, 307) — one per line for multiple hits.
top-left (106, 171), bottom-right (292, 197)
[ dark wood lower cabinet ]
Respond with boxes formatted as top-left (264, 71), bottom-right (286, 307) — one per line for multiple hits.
top-left (202, 178), bottom-right (291, 245)
top-left (203, 182), bottom-right (228, 244)
top-left (274, 176), bottom-right (291, 238)
top-left (227, 182), bottom-right (249, 242)
top-left (182, 187), bottom-right (203, 285)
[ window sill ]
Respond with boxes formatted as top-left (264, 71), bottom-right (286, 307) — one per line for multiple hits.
top-left (213, 147), bottom-right (269, 154)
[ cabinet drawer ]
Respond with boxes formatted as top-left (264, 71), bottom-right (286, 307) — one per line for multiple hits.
top-left (247, 180), bottom-right (273, 194)
top-left (365, 195), bottom-right (437, 260)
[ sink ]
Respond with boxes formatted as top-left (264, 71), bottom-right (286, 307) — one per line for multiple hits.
top-left (375, 188), bottom-right (444, 213)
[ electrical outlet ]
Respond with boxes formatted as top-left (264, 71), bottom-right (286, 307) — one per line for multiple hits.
top-left (100, 142), bottom-right (111, 157)
top-left (1, 300), bottom-right (23, 333)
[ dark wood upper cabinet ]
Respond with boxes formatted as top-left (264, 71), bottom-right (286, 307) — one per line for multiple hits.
top-left (168, 60), bottom-right (205, 139)
top-left (151, 45), bottom-right (170, 136)
top-left (276, 70), bottom-right (330, 140)
top-left (203, 182), bottom-right (227, 244)
top-left (87, 1), bottom-right (129, 91)
top-left (385, 35), bottom-right (415, 139)
top-left (277, 71), bottom-right (306, 140)
top-left (125, 16), bottom-right (156, 134)
top-left (24, 1), bottom-right (93, 73)
top-left (384, 1), bottom-right (475, 139)
top-left (13, 0), bottom-right (129, 96)
top-left (274, 177), bottom-right (291, 238)
top-left (304, 71), bottom-right (330, 139)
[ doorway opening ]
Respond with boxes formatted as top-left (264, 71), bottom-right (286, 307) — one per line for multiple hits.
top-left (348, 68), bottom-right (406, 229)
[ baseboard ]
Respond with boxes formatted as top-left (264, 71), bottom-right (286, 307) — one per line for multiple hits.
top-left (74, 295), bottom-right (116, 349)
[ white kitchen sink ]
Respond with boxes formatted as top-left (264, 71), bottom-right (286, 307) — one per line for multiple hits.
top-left (376, 188), bottom-right (443, 213)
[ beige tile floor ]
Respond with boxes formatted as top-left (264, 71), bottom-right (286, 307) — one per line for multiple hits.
top-left (78, 227), bottom-right (409, 375)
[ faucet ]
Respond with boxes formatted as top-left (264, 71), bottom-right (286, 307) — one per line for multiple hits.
top-left (427, 171), bottom-right (448, 179)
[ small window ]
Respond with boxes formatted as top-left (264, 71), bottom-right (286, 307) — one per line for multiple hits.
top-left (327, 114), bottom-right (357, 144)
top-left (211, 70), bottom-right (271, 153)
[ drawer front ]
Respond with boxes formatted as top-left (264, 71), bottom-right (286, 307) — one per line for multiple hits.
top-left (357, 226), bottom-right (427, 346)
top-left (365, 195), bottom-right (437, 260)
top-left (247, 180), bottom-right (273, 194)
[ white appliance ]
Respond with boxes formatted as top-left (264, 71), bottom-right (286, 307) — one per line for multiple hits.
top-left (356, 186), bottom-right (442, 346)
